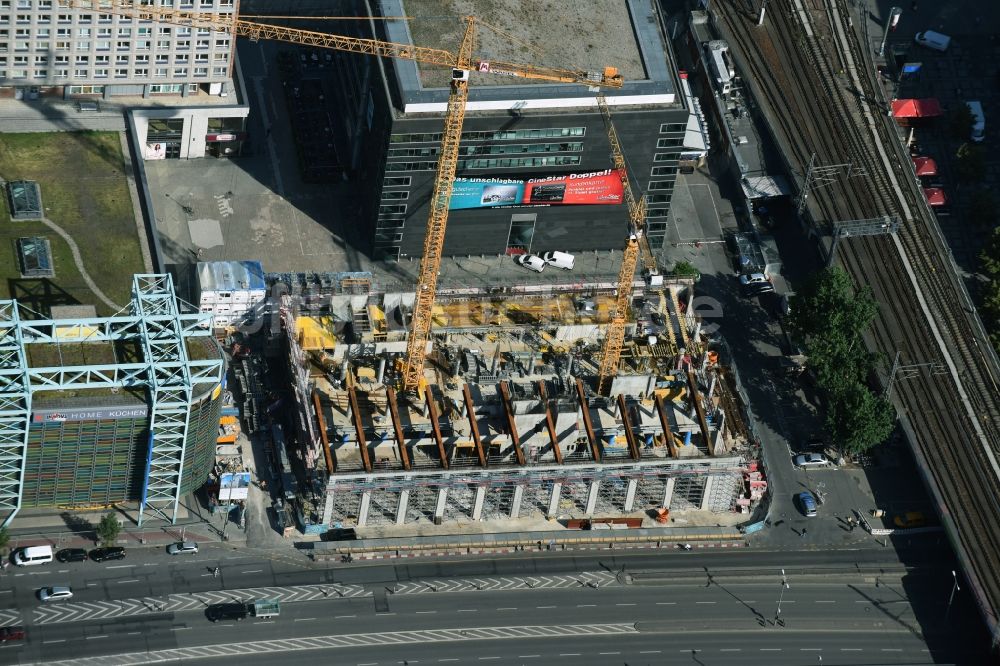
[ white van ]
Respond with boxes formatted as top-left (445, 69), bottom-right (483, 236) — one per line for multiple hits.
top-left (967, 101), bottom-right (985, 143)
top-left (542, 251), bottom-right (575, 270)
top-left (15, 545), bottom-right (53, 566)
top-left (914, 30), bottom-right (951, 52)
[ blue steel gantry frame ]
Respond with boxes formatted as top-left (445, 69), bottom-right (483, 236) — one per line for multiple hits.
top-left (0, 274), bottom-right (221, 528)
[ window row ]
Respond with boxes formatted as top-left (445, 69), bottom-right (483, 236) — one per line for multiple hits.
top-left (388, 141), bottom-right (584, 159)
top-left (5, 52), bottom-right (217, 64)
top-left (659, 122), bottom-right (686, 133)
top-left (385, 155), bottom-right (582, 172)
top-left (0, 65), bottom-right (225, 77)
top-left (389, 126), bottom-right (586, 144)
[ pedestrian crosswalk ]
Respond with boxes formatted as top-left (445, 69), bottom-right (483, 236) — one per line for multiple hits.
top-left (30, 572), bottom-right (620, 626)
top-left (41, 623), bottom-right (638, 665)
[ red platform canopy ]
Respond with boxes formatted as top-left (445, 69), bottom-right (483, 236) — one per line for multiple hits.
top-left (912, 156), bottom-right (938, 176)
top-left (924, 187), bottom-right (947, 207)
top-left (892, 98), bottom-right (944, 118)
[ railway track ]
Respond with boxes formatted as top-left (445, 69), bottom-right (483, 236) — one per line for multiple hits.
top-left (712, 0), bottom-right (1000, 639)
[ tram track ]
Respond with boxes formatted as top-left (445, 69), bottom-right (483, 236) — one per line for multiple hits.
top-left (711, 0), bottom-right (1000, 635)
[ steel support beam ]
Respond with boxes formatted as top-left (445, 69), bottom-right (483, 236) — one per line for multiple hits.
top-left (347, 385), bottom-right (372, 473)
top-left (462, 383), bottom-right (487, 467)
top-left (358, 490), bottom-right (371, 526)
top-left (663, 477), bottom-right (675, 509)
top-left (313, 389), bottom-right (335, 473)
top-left (547, 482), bottom-right (562, 518)
top-left (434, 488), bottom-right (448, 522)
top-left (617, 394), bottom-right (641, 461)
top-left (700, 476), bottom-right (715, 511)
top-left (510, 485), bottom-right (524, 518)
top-left (575, 378), bottom-right (601, 462)
top-left (539, 380), bottom-right (563, 464)
top-left (585, 480), bottom-right (600, 516)
top-left (424, 389), bottom-right (449, 470)
top-left (624, 478), bottom-right (638, 512)
top-left (396, 489), bottom-right (409, 525)
top-left (654, 393), bottom-right (678, 458)
top-left (472, 485), bottom-right (486, 520)
top-left (687, 371), bottom-right (712, 455)
top-left (385, 386), bottom-right (411, 471)
top-left (499, 381), bottom-right (526, 466)
top-left (322, 490), bottom-right (334, 526)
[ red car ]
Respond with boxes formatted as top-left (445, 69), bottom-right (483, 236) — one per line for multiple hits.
top-left (0, 626), bottom-right (25, 642)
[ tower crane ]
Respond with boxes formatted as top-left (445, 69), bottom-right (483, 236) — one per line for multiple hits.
top-left (594, 92), bottom-right (656, 396)
top-left (61, 1), bottom-right (624, 394)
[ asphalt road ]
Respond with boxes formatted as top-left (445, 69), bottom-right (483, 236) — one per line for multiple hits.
top-left (0, 543), bottom-right (985, 665)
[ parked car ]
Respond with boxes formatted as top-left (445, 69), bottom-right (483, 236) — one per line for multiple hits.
top-left (55, 548), bottom-right (88, 563)
top-left (0, 626), bottom-right (25, 643)
top-left (793, 452), bottom-right (831, 468)
top-left (206, 602), bottom-right (249, 623)
top-left (89, 547), bottom-right (126, 563)
top-left (514, 254), bottom-right (546, 273)
top-left (166, 541), bottom-right (199, 555)
top-left (797, 491), bottom-right (818, 517)
top-left (541, 251), bottom-right (575, 270)
top-left (38, 586), bottom-right (73, 602)
top-left (894, 511), bottom-right (927, 528)
top-left (739, 273), bottom-right (774, 297)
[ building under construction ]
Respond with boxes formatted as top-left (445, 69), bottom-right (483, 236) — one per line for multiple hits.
top-left (251, 270), bottom-right (764, 532)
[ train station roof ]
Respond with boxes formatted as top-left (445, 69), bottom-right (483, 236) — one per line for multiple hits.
top-left (891, 98), bottom-right (943, 118)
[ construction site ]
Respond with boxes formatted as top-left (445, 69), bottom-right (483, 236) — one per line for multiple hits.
top-left (223, 264), bottom-right (766, 536)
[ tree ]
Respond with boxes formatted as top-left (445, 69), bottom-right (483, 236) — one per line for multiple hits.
top-left (788, 267), bottom-right (880, 387)
top-left (825, 382), bottom-right (896, 456)
top-left (96, 513), bottom-right (121, 547)
top-left (671, 260), bottom-right (701, 280)
top-left (981, 225), bottom-right (1000, 277)
top-left (955, 142), bottom-right (986, 182)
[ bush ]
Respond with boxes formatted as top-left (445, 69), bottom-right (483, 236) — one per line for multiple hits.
top-left (96, 512), bottom-right (121, 547)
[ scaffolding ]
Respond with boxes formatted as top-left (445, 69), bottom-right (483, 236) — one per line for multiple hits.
top-left (0, 275), bottom-right (220, 527)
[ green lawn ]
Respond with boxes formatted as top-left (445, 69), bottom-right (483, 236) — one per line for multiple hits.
top-left (0, 131), bottom-right (144, 316)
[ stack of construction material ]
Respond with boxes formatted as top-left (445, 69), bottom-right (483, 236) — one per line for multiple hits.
top-left (218, 414), bottom-right (241, 447)
top-left (196, 261), bottom-right (267, 330)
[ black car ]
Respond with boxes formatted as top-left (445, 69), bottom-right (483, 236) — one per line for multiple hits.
top-left (55, 548), bottom-right (88, 563)
top-left (89, 547), bottom-right (126, 562)
top-left (206, 602), bottom-right (249, 623)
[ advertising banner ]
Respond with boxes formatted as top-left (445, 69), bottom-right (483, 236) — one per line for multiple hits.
top-left (145, 142), bottom-right (166, 160)
top-left (524, 169), bottom-right (624, 205)
top-left (448, 169), bottom-right (623, 210)
top-left (219, 472), bottom-right (251, 501)
top-left (450, 178), bottom-right (524, 210)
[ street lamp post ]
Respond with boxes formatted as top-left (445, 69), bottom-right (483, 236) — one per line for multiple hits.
top-left (878, 7), bottom-right (903, 57)
top-left (945, 570), bottom-right (961, 623)
top-left (774, 569), bottom-right (789, 627)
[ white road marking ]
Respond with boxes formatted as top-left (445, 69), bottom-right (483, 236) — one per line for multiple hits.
top-left (576, 604), bottom-right (596, 608)
top-left (127, 632), bottom-right (141, 635)
top-left (695, 601), bottom-right (716, 604)
top-left (720, 649), bottom-right (741, 652)
top-left (118, 579), bottom-right (140, 584)
top-left (639, 651), bottom-right (661, 654)
top-left (558, 654), bottom-right (580, 657)
top-left (815, 600), bottom-right (835, 603)
top-left (171, 627), bottom-right (192, 631)
top-left (242, 570), bottom-right (263, 574)
top-left (841, 648), bottom-right (862, 651)
top-left (478, 658), bottom-right (500, 661)
top-left (295, 618), bottom-right (316, 622)
top-left (615, 603), bottom-right (636, 607)
top-left (537, 606), bottom-right (556, 609)
top-left (497, 607), bottom-right (517, 611)
top-left (106, 565), bottom-right (130, 569)
top-left (881, 648), bottom-right (902, 652)
top-left (519, 656), bottom-right (540, 659)
top-left (336, 615), bottom-right (357, 619)
top-left (457, 609), bottom-right (476, 613)
top-left (655, 602), bottom-right (675, 606)
top-left (416, 611), bottom-right (437, 614)
top-left (598, 652), bottom-right (620, 655)
top-left (43, 640), bottom-right (66, 644)
top-left (85, 635), bottom-right (108, 640)
top-left (760, 648), bottom-right (782, 651)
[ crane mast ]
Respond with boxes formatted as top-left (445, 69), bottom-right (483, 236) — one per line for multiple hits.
top-left (595, 93), bottom-right (650, 395)
top-left (61, 0), bottom-right (624, 394)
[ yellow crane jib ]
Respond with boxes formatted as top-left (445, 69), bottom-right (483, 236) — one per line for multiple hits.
top-left (59, 1), bottom-right (624, 394)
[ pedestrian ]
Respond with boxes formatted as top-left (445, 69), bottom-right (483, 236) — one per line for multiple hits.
top-left (800, 528), bottom-right (807, 538)
top-left (213, 566), bottom-right (220, 578)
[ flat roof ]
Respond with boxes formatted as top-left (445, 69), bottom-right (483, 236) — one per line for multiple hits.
top-left (400, 0), bottom-right (645, 88)
top-left (381, 0), bottom-right (678, 108)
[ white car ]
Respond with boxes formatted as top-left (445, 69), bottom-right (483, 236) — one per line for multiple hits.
top-left (739, 273), bottom-right (770, 287)
top-left (166, 541), bottom-right (199, 555)
top-left (514, 254), bottom-right (546, 273)
top-left (39, 586), bottom-right (73, 602)
top-left (793, 452), bottom-right (831, 468)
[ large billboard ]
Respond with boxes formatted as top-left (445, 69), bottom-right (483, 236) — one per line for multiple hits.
top-left (219, 472), bottom-right (251, 501)
top-left (449, 169), bottom-right (624, 210)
